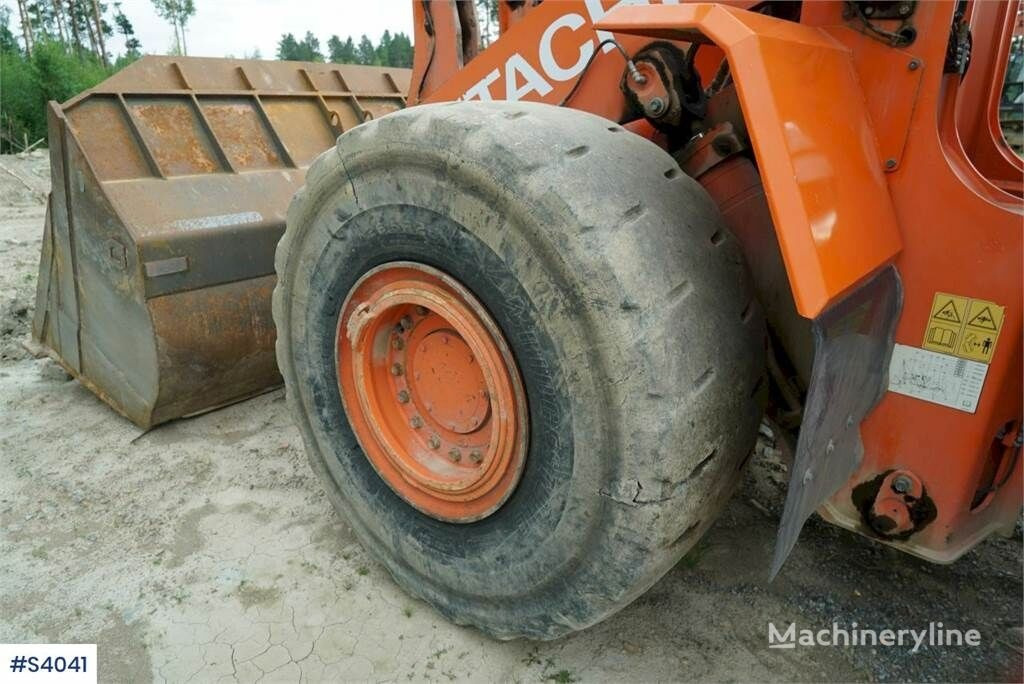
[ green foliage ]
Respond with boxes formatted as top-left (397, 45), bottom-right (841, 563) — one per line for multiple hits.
top-left (276, 31), bottom-right (324, 62)
top-left (357, 34), bottom-right (375, 65)
top-left (0, 40), bottom-right (115, 152)
top-left (283, 30), bottom-right (412, 67)
top-left (306, 31), bottom-right (412, 68)
top-left (113, 2), bottom-right (141, 57)
top-left (327, 35), bottom-right (356, 63)
top-left (0, 7), bottom-right (18, 53)
top-left (276, 33), bottom-right (298, 60)
top-left (150, 0), bottom-right (195, 55)
top-left (384, 32), bottom-right (413, 68)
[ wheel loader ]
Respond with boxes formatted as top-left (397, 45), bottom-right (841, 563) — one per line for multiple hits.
top-left (32, 0), bottom-right (1023, 640)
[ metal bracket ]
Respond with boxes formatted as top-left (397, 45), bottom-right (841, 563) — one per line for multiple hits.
top-left (848, 1), bottom-right (916, 21)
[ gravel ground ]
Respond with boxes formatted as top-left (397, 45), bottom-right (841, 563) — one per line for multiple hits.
top-left (0, 154), bottom-right (1021, 682)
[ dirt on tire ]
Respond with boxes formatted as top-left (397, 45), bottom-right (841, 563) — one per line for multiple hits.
top-left (273, 101), bottom-right (768, 639)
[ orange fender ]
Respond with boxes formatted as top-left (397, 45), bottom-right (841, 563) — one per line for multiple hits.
top-left (598, 3), bottom-right (903, 319)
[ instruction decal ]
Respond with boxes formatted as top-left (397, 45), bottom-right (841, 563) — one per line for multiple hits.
top-left (922, 292), bottom-right (1004, 363)
top-left (888, 344), bottom-right (988, 413)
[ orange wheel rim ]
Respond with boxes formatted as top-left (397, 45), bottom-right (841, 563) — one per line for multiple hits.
top-left (336, 262), bottom-right (528, 522)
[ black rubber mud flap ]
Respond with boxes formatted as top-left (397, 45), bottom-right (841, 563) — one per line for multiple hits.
top-left (770, 266), bottom-right (902, 578)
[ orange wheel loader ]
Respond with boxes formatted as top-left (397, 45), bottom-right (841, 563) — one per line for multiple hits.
top-left (35, 1), bottom-right (1023, 640)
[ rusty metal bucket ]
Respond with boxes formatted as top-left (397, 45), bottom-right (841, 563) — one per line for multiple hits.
top-left (31, 56), bottom-right (409, 428)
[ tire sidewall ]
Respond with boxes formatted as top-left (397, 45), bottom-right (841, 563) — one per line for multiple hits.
top-left (277, 102), bottom-right (766, 639)
top-left (299, 201), bottom-right (617, 617)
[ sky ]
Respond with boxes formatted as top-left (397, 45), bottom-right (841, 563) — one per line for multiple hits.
top-left (3, 0), bottom-right (414, 59)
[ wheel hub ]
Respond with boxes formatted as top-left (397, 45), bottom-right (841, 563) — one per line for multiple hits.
top-left (409, 329), bottom-right (491, 435)
top-left (336, 262), bottom-right (527, 522)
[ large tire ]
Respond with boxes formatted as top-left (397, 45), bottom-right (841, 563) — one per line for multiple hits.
top-left (273, 101), bottom-right (765, 640)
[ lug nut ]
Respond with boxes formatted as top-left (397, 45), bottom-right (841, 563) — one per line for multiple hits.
top-left (415, 306), bottom-right (428, 316)
top-left (448, 448), bottom-right (461, 462)
top-left (469, 450), bottom-right (483, 464)
top-left (647, 97), bottom-right (667, 117)
top-left (892, 475), bottom-right (913, 494)
top-left (410, 415), bottom-right (423, 429)
top-left (400, 315), bottom-right (413, 331)
top-left (391, 363), bottom-right (404, 376)
top-left (392, 336), bottom-right (405, 351)
top-left (397, 390), bottom-right (410, 404)
top-left (428, 434), bottom-right (441, 450)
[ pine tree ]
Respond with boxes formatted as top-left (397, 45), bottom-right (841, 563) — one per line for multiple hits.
top-left (299, 30), bottom-right (323, 62)
top-left (150, 0), bottom-right (195, 56)
top-left (276, 32), bottom-right (299, 60)
top-left (0, 6), bottom-right (20, 53)
top-left (357, 34), bottom-right (376, 65)
top-left (375, 29), bottom-right (392, 67)
top-left (388, 32), bottom-right (413, 68)
top-left (112, 1), bottom-right (139, 57)
top-left (327, 35), bottom-right (357, 64)
top-left (278, 31), bottom-right (323, 62)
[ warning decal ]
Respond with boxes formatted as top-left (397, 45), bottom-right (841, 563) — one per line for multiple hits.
top-left (932, 298), bottom-right (963, 323)
top-left (922, 292), bottom-right (1005, 363)
top-left (889, 344), bottom-right (988, 413)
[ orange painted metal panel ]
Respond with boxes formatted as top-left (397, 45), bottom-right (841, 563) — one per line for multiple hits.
top-left (598, 3), bottom-right (903, 318)
top-left (820, 1), bottom-right (1023, 562)
top-left (420, 1), bottom-right (756, 125)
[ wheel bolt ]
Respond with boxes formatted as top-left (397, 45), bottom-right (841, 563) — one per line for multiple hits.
top-left (391, 363), bottom-right (404, 376)
top-left (448, 448), bottom-right (461, 462)
top-left (892, 475), bottom-right (912, 494)
top-left (429, 434), bottom-right (441, 450)
top-left (397, 390), bottom-right (410, 404)
top-left (469, 450), bottom-right (483, 464)
top-left (410, 415), bottom-right (423, 429)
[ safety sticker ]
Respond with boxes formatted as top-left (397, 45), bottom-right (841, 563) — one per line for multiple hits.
top-left (922, 292), bottom-right (1005, 363)
top-left (888, 343), bottom-right (988, 413)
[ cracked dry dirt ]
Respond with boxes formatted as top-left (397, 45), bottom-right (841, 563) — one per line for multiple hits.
top-left (0, 155), bottom-right (1021, 682)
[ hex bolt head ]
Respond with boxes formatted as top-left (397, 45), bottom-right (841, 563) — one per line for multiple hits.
top-left (400, 315), bottom-right (413, 331)
top-left (908, 58), bottom-right (921, 71)
top-left (863, 5), bottom-right (874, 15)
top-left (448, 448), bottom-right (461, 463)
top-left (712, 137), bottom-right (733, 156)
top-left (415, 306), bottom-right (428, 316)
top-left (410, 415), bottom-right (423, 429)
top-left (469, 450), bottom-right (483, 464)
top-left (898, 3), bottom-right (911, 16)
top-left (391, 363), bottom-right (404, 376)
top-left (428, 434), bottom-right (441, 450)
top-left (392, 336), bottom-right (405, 351)
top-left (892, 475), bottom-right (913, 494)
top-left (397, 390), bottom-right (410, 404)
top-left (647, 97), bottom-right (667, 117)
top-left (885, 158), bottom-right (898, 170)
